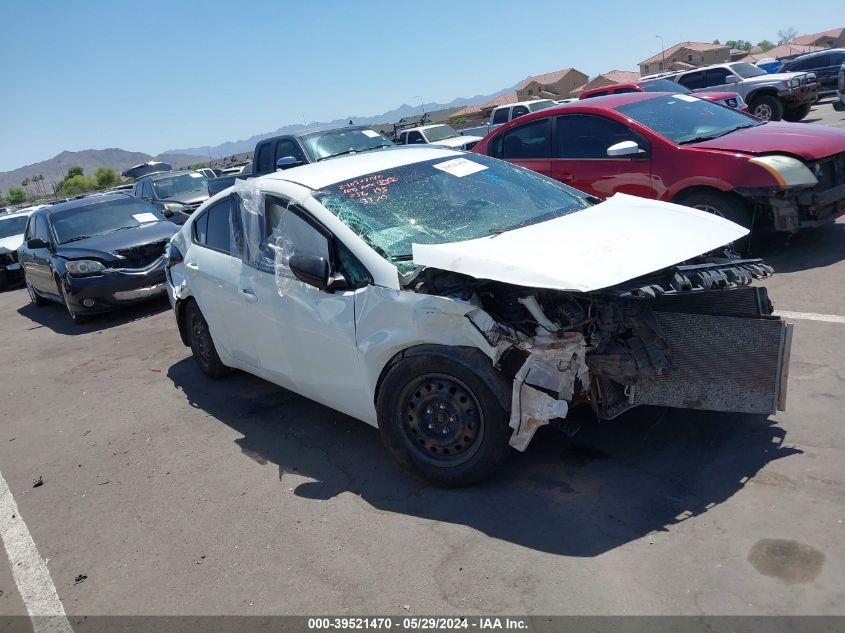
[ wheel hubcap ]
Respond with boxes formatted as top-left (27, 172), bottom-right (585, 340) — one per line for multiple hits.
top-left (755, 104), bottom-right (772, 120)
top-left (191, 315), bottom-right (212, 366)
top-left (401, 374), bottom-right (483, 465)
top-left (693, 203), bottom-right (725, 218)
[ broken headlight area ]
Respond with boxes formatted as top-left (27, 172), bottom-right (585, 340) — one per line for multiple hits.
top-left (408, 256), bottom-right (791, 451)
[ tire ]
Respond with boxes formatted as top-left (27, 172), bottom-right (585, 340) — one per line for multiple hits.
top-left (376, 347), bottom-right (512, 487)
top-left (783, 103), bottom-right (811, 122)
top-left (185, 301), bottom-right (229, 379)
top-left (57, 278), bottom-right (91, 324)
top-left (25, 278), bottom-right (48, 306)
top-left (748, 95), bottom-right (784, 122)
top-left (680, 191), bottom-right (753, 229)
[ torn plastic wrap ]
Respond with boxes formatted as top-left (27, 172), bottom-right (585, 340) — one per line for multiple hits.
top-left (508, 332), bottom-right (588, 451)
top-left (231, 179), bottom-right (265, 266)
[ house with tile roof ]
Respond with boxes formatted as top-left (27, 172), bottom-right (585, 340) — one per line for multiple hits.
top-left (737, 43), bottom-right (825, 63)
top-left (639, 41), bottom-right (730, 76)
top-left (791, 28), bottom-right (845, 49)
top-left (515, 68), bottom-right (588, 101)
top-left (570, 70), bottom-right (640, 96)
top-left (449, 93), bottom-right (518, 121)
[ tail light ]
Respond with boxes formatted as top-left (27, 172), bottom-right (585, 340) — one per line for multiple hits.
top-left (165, 242), bottom-right (183, 267)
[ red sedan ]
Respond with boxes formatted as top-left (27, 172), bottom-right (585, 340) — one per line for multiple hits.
top-left (472, 92), bottom-right (845, 232)
top-left (580, 78), bottom-right (747, 112)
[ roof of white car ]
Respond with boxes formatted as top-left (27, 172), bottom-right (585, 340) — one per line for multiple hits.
top-left (263, 146), bottom-right (462, 190)
top-left (491, 98), bottom-right (556, 110)
top-left (0, 208), bottom-right (36, 219)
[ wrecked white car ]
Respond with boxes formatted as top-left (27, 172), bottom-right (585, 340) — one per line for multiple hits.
top-left (164, 147), bottom-right (792, 486)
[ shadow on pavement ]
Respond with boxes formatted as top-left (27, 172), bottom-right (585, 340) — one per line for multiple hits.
top-left (167, 357), bottom-right (800, 557)
top-left (16, 295), bottom-right (170, 335)
top-left (753, 221), bottom-right (845, 273)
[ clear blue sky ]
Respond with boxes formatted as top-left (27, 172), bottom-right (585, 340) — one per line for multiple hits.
top-left (0, 0), bottom-right (839, 171)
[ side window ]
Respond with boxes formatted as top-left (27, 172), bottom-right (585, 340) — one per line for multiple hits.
top-left (141, 181), bottom-right (153, 200)
top-left (829, 52), bottom-right (844, 66)
top-left (555, 115), bottom-right (648, 159)
top-left (194, 197), bottom-right (231, 253)
top-left (511, 105), bottom-right (530, 119)
top-left (614, 87), bottom-right (637, 94)
top-left (407, 131), bottom-right (425, 144)
top-left (274, 139), bottom-right (302, 165)
top-left (704, 68), bottom-right (732, 86)
top-left (24, 216), bottom-right (34, 240)
top-left (586, 90), bottom-right (608, 98)
top-left (498, 118), bottom-right (551, 159)
top-left (491, 108), bottom-right (509, 124)
top-left (35, 215), bottom-right (51, 242)
top-left (678, 71), bottom-right (705, 90)
top-left (336, 241), bottom-right (372, 288)
top-left (256, 142), bottom-right (274, 174)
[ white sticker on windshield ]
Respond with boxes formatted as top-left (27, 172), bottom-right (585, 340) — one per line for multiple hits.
top-left (673, 94), bottom-right (699, 102)
top-left (433, 158), bottom-right (488, 178)
top-left (361, 130), bottom-right (381, 138)
top-left (133, 212), bottom-right (158, 223)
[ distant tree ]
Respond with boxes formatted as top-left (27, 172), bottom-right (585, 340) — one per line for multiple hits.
top-left (66, 166), bottom-right (84, 179)
top-left (94, 167), bottom-right (120, 189)
top-left (57, 175), bottom-right (97, 196)
top-left (756, 40), bottom-right (775, 52)
top-left (712, 39), bottom-right (721, 45)
top-left (778, 27), bottom-right (798, 45)
top-left (7, 187), bottom-right (27, 205)
top-left (726, 39), bottom-right (753, 51)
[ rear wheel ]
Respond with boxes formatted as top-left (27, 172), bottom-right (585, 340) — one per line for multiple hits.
top-left (185, 301), bottom-right (229, 379)
top-left (749, 95), bottom-right (784, 122)
top-left (782, 102), bottom-right (812, 122)
top-left (376, 349), bottom-right (512, 487)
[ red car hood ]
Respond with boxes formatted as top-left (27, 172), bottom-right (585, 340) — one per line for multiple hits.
top-left (692, 122), bottom-right (845, 160)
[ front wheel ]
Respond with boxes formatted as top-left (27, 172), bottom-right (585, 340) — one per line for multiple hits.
top-left (680, 191), bottom-right (752, 229)
top-left (749, 95), bottom-right (784, 122)
top-left (376, 349), bottom-right (512, 487)
top-left (783, 103), bottom-right (812, 122)
top-left (25, 277), bottom-right (48, 307)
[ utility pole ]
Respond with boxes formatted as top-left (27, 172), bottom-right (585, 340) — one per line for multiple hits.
top-left (656, 35), bottom-right (665, 71)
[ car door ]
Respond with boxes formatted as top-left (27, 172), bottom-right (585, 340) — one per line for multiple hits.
top-left (700, 67), bottom-right (736, 91)
top-left (24, 214), bottom-right (55, 293)
top-left (550, 114), bottom-right (654, 199)
top-left (488, 117), bottom-right (552, 177)
top-left (240, 193), bottom-right (372, 420)
top-left (676, 70), bottom-right (707, 93)
top-left (186, 196), bottom-right (258, 366)
top-left (407, 131), bottom-right (426, 145)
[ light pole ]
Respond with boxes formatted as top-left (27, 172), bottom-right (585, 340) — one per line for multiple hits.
top-left (656, 35), bottom-right (665, 71)
top-left (413, 95), bottom-right (425, 115)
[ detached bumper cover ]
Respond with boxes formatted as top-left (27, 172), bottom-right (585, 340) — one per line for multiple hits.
top-left (62, 256), bottom-right (168, 313)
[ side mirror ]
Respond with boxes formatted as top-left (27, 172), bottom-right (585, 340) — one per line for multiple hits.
top-left (26, 238), bottom-right (50, 250)
top-left (607, 140), bottom-right (644, 157)
top-left (276, 156), bottom-right (302, 170)
top-left (724, 75), bottom-right (739, 84)
top-left (288, 255), bottom-right (348, 291)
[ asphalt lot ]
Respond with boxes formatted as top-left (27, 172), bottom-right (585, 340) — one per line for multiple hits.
top-left (1, 102), bottom-right (845, 625)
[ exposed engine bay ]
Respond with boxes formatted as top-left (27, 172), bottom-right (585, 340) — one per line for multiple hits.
top-left (405, 255), bottom-right (792, 451)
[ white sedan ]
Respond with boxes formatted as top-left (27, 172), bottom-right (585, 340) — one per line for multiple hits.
top-left (165, 147), bottom-right (791, 486)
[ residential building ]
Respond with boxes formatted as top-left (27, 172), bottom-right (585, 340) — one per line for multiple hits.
top-left (571, 70), bottom-right (640, 96)
top-left (515, 68), bottom-right (589, 101)
top-left (791, 28), bottom-right (845, 49)
top-left (639, 41), bottom-right (731, 76)
top-left (450, 93), bottom-right (518, 122)
top-left (737, 43), bottom-right (825, 63)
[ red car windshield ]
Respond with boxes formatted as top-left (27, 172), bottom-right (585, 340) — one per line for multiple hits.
top-left (616, 94), bottom-right (760, 144)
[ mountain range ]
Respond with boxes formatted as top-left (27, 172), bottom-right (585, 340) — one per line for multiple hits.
top-left (1, 84), bottom-right (516, 195)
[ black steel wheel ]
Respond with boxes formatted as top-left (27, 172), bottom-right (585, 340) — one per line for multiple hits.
top-left (377, 347), bottom-right (512, 487)
top-left (186, 301), bottom-right (229, 379)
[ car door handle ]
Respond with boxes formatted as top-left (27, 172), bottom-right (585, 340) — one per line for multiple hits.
top-left (239, 288), bottom-right (258, 303)
top-left (185, 261), bottom-right (199, 270)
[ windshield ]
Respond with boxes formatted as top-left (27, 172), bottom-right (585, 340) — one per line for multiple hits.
top-left (639, 79), bottom-right (691, 94)
top-left (151, 173), bottom-right (208, 198)
top-left (730, 62), bottom-right (767, 78)
top-left (528, 100), bottom-right (557, 112)
top-left (0, 215), bottom-right (30, 239)
top-left (314, 155), bottom-right (593, 264)
top-left (51, 198), bottom-right (165, 244)
top-left (302, 128), bottom-right (391, 161)
top-left (422, 125), bottom-right (460, 142)
top-left (616, 94), bottom-right (760, 144)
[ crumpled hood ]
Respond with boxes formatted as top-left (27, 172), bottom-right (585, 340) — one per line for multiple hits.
top-left (411, 193), bottom-right (748, 292)
top-left (691, 122), bottom-right (845, 160)
top-left (55, 222), bottom-right (178, 262)
top-left (0, 235), bottom-right (24, 253)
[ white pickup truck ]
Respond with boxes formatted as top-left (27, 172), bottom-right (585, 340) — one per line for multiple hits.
top-left (459, 98), bottom-right (559, 138)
